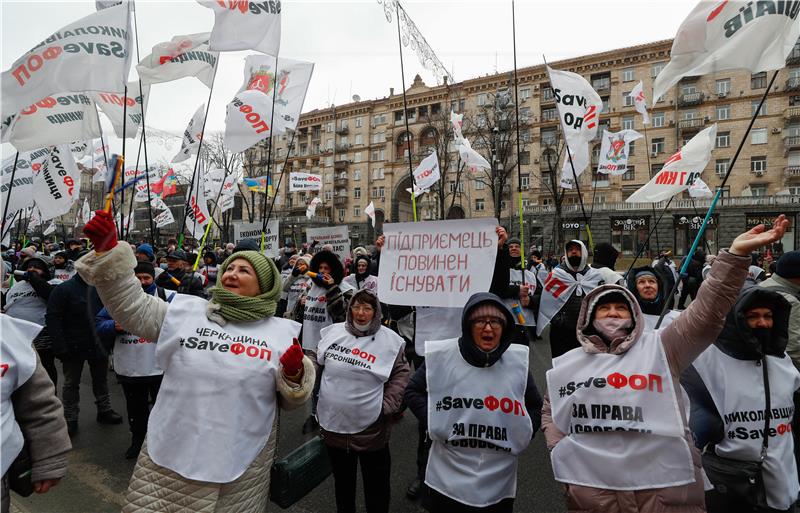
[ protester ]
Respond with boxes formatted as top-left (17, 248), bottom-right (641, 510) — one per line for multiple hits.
top-left (154, 249), bottom-right (205, 297)
top-left (317, 289), bottom-right (410, 513)
top-left (51, 251), bottom-right (75, 282)
top-left (496, 237), bottom-right (537, 341)
top-left (343, 254), bottom-right (378, 295)
top-left (277, 239), bottom-right (297, 269)
top-left (200, 250), bottom-right (218, 290)
top-left (747, 253), bottom-right (767, 285)
top-left (405, 293), bottom-right (542, 512)
top-left (276, 253), bottom-right (300, 317)
top-left (77, 210), bottom-right (315, 512)
top-left (625, 265), bottom-right (680, 328)
top-left (283, 254), bottom-right (312, 321)
top-left (591, 242), bottom-right (623, 285)
top-left (541, 216), bottom-right (789, 513)
top-left (681, 287), bottom-right (798, 513)
top-left (677, 250), bottom-right (705, 309)
top-left (64, 239), bottom-right (82, 262)
top-left (95, 261), bottom-right (174, 460)
top-left (1, 315), bottom-right (72, 513)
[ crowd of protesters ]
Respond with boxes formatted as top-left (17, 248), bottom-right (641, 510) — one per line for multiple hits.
top-left (1, 212), bottom-right (798, 513)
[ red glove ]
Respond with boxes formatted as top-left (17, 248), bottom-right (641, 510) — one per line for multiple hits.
top-left (83, 210), bottom-right (118, 252)
top-left (280, 338), bottom-right (304, 377)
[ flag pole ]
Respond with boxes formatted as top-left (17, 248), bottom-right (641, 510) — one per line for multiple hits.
top-left (654, 68), bottom-right (779, 329)
top-left (260, 130), bottom-right (296, 251)
top-left (259, 55), bottom-right (282, 241)
top-left (1, 152), bottom-right (20, 239)
top-left (689, 196), bottom-right (713, 255)
top-left (124, 133), bottom-right (144, 241)
top-left (642, 122), bottom-right (662, 254)
top-left (196, 163), bottom-right (236, 269)
top-left (510, 0), bottom-right (526, 278)
top-left (132, 6), bottom-right (155, 245)
top-left (622, 197), bottom-right (674, 279)
top-left (395, 1), bottom-right (418, 222)
top-left (118, 85), bottom-right (129, 236)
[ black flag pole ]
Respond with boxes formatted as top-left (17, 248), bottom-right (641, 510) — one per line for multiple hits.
top-left (258, 55), bottom-right (282, 252)
top-left (1, 152), bottom-right (20, 240)
top-left (622, 197), bottom-right (674, 279)
top-left (124, 133), bottom-right (144, 241)
top-left (395, 1), bottom-right (418, 222)
top-left (510, 0), bottom-right (526, 283)
top-left (261, 130), bottom-right (297, 239)
top-left (119, 85), bottom-right (129, 238)
top-left (654, 69), bottom-right (779, 329)
top-left (132, 6), bottom-right (154, 245)
top-left (641, 122), bottom-right (662, 253)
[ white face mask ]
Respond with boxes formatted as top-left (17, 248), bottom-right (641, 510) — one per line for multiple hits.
top-left (592, 317), bottom-right (633, 342)
top-left (353, 320), bottom-right (371, 332)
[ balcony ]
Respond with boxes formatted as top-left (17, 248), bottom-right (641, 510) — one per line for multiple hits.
top-left (784, 165), bottom-right (800, 178)
top-left (787, 47), bottom-right (800, 65)
top-left (784, 106), bottom-right (800, 122)
top-left (523, 194), bottom-right (800, 215)
top-left (787, 77), bottom-right (800, 91)
top-left (678, 118), bottom-right (706, 132)
top-left (333, 160), bottom-right (349, 170)
top-left (678, 92), bottom-right (703, 107)
top-left (333, 195), bottom-right (348, 206)
top-left (334, 176), bottom-right (348, 187)
top-left (284, 215), bottom-right (330, 225)
top-left (785, 136), bottom-right (800, 152)
top-left (540, 93), bottom-right (555, 105)
top-left (335, 143), bottom-right (351, 152)
top-left (335, 126), bottom-right (349, 136)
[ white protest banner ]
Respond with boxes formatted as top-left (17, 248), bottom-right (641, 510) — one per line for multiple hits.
top-left (377, 218), bottom-right (498, 308)
top-left (597, 129), bottom-right (643, 176)
top-left (1, 149), bottom-right (49, 214)
top-left (93, 80), bottom-right (149, 138)
top-left (306, 225), bottom-right (350, 261)
top-left (32, 145), bottom-right (81, 221)
top-left (653, 0), bottom-right (800, 104)
top-left (239, 55), bottom-right (314, 135)
top-left (6, 93), bottom-right (101, 151)
top-left (150, 195), bottom-right (168, 211)
top-left (413, 151), bottom-right (440, 191)
top-left (630, 80), bottom-right (650, 125)
top-left (43, 222), bottom-right (56, 236)
top-left (626, 124), bottom-right (717, 204)
top-left (289, 172), bottom-right (322, 191)
top-left (154, 207), bottom-right (174, 228)
top-left (219, 193), bottom-right (234, 213)
top-left (306, 196), bottom-right (322, 219)
top-left (364, 201), bottom-right (375, 227)
top-left (89, 139), bottom-right (109, 182)
top-left (136, 32), bottom-right (218, 88)
top-left (224, 90), bottom-right (271, 153)
top-left (172, 103), bottom-right (205, 163)
top-left (199, 0), bottom-right (281, 56)
top-left (232, 220), bottom-right (279, 256)
top-left (457, 137), bottom-right (490, 171)
top-left (204, 167), bottom-right (226, 196)
top-left (1, 3), bottom-right (132, 119)
top-left (183, 166), bottom-right (210, 239)
top-left (70, 140), bottom-right (91, 160)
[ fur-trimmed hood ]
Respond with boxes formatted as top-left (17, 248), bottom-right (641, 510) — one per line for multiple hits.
top-left (576, 284), bottom-right (645, 355)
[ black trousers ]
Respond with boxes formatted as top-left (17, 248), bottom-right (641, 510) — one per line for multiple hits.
top-left (705, 489), bottom-right (794, 513)
top-left (36, 348), bottom-right (58, 389)
top-left (407, 351), bottom-right (430, 480)
top-left (326, 445), bottom-right (391, 513)
top-left (426, 488), bottom-right (514, 513)
top-left (119, 376), bottom-right (162, 442)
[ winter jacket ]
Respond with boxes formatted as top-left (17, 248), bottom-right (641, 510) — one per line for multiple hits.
top-left (75, 243), bottom-right (316, 511)
top-left (154, 267), bottom-right (205, 298)
top-left (626, 265), bottom-right (669, 316)
top-left (541, 250), bottom-right (750, 513)
top-left (46, 274), bottom-right (105, 360)
top-left (95, 283), bottom-right (170, 351)
top-left (760, 274), bottom-right (800, 371)
top-left (404, 293), bottom-right (543, 432)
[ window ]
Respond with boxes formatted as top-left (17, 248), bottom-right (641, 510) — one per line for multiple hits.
top-left (353, 187), bottom-right (361, 199)
top-left (325, 191), bottom-right (333, 201)
top-left (541, 86), bottom-right (554, 102)
top-left (751, 185), bottom-right (767, 196)
top-left (622, 116), bottom-right (634, 130)
top-left (789, 186), bottom-right (800, 196)
top-left (477, 93), bottom-right (487, 106)
top-left (325, 156), bottom-right (333, 166)
top-left (714, 159), bottom-right (729, 177)
top-left (716, 79), bottom-right (731, 95)
top-left (475, 179), bottom-right (485, 190)
top-left (520, 87), bottom-right (531, 100)
top-left (520, 107), bottom-right (532, 121)
top-left (372, 114), bottom-right (386, 125)
top-left (355, 134), bottom-right (363, 145)
top-left (622, 166), bottom-right (635, 181)
top-left (477, 114), bottom-right (487, 127)
top-left (751, 156), bottom-right (767, 173)
top-left (682, 109), bottom-right (698, 120)
top-left (448, 181), bottom-right (464, 193)
top-left (338, 208), bottom-right (346, 222)
top-left (521, 129), bottom-right (532, 143)
top-left (394, 110), bottom-right (403, 123)
top-left (622, 67), bottom-right (635, 82)
top-left (431, 103), bottom-right (441, 115)
top-left (541, 107), bottom-right (557, 121)
top-left (371, 186), bottom-right (385, 198)
top-left (326, 138), bottom-right (334, 150)
top-left (519, 151), bottom-right (530, 165)
top-left (340, 119), bottom-right (348, 129)
top-left (681, 84), bottom-right (697, 95)
top-left (751, 72), bottom-right (767, 89)
top-left (353, 169), bottom-right (361, 180)
top-left (601, 96), bottom-right (610, 113)
top-left (651, 138), bottom-right (665, 154)
top-left (371, 168), bottom-right (384, 180)
top-left (623, 91), bottom-right (634, 107)
top-left (752, 100), bottom-right (767, 116)
top-left (541, 128), bottom-right (557, 146)
top-left (716, 131), bottom-right (730, 148)
top-left (520, 174), bottom-right (530, 190)
top-left (651, 163), bottom-right (663, 174)
top-left (652, 112), bottom-right (665, 128)
top-left (475, 198), bottom-right (485, 212)
top-left (450, 99), bottom-right (466, 112)
top-left (651, 62), bottom-right (666, 78)
top-left (355, 117), bottom-right (363, 128)
top-left (354, 152), bottom-right (362, 163)
top-left (629, 141), bottom-right (636, 155)
top-left (418, 106), bottom-right (428, 118)
top-left (751, 128), bottom-right (767, 145)
top-left (716, 104), bottom-right (730, 120)
top-left (325, 173), bottom-right (333, 183)
top-left (371, 150), bottom-right (379, 161)
top-left (340, 136), bottom-right (349, 145)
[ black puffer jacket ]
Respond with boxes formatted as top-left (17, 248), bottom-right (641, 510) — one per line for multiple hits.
top-left (310, 250), bottom-right (353, 323)
top-left (404, 293), bottom-right (542, 431)
top-left (46, 274), bottom-right (105, 360)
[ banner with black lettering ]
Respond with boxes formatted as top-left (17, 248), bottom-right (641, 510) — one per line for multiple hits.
top-left (232, 220), bottom-right (279, 257)
top-left (0, 2), bottom-right (132, 119)
top-left (32, 145), bottom-right (81, 221)
top-left (3, 93), bottom-right (100, 151)
top-left (306, 225), bottom-right (350, 261)
top-left (136, 32), bottom-right (218, 88)
top-left (183, 166), bottom-right (210, 239)
top-left (154, 206), bottom-right (174, 228)
top-left (1, 149), bottom-right (49, 214)
top-left (288, 172), bottom-right (322, 191)
top-left (199, 0), bottom-right (281, 56)
top-left (377, 218), bottom-right (498, 308)
top-left (93, 80), bottom-right (149, 138)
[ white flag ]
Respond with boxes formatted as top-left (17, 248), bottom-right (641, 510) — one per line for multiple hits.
top-left (536, 266), bottom-right (603, 336)
top-left (626, 124), bottom-right (717, 204)
top-left (81, 199), bottom-right (91, 224)
top-left (405, 184), bottom-right (429, 198)
top-left (1, 3), bottom-right (132, 119)
top-left (136, 32), bottom-right (218, 88)
top-left (33, 145), bottom-right (81, 221)
top-left (93, 81), bottom-right (149, 139)
top-left (413, 151), bottom-right (441, 191)
top-left (289, 172), bottom-right (323, 191)
top-left (224, 90), bottom-right (273, 153)
top-left (172, 103), bottom-right (205, 163)
top-left (27, 208), bottom-right (42, 230)
top-left (96, 0), bottom-right (123, 10)
top-left (364, 201), bottom-right (376, 227)
top-left (451, 111), bottom-right (464, 142)
top-left (199, 0), bottom-right (281, 56)
top-left (689, 176), bottom-right (714, 198)
top-left (184, 167), bottom-right (210, 240)
top-left (204, 168), bottom-right (226, 197)
top-left (630, 80), bottom-right (650, 125)
top-left (306, 196), bottom-right (322, 219)
top-left (597, 129), bottom-right (643, 176)
top-left (4, 93), bottom-right (101, 151)
top-left (154, 207), bottom-right (175, 228)
top-left (150, 195), bottom-right (169, 212)
top-left (219, 193), bottom-right (234, 213)
top-left (43, 222), bottom-right (56, 235)
top-left (238, 55), bottom-right (315, 134)
top-left (70, 140), bottom-right (91, 160)
top-left (457, 138), bottom-right (491, 171)
top-left (653, 0), bottom-right (800, 103)
top-left (1, 149), bottom-right (48, 214)
top-left (90, 140), bottom-right (109, 182)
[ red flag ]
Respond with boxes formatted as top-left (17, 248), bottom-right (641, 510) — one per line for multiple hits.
top-left (150, 168), bottom-right (178, 198)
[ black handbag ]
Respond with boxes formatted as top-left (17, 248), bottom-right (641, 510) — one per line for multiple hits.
top-left (8, 441), bottom-right (34, 497)
top-left (269, 436), bottom-right (331, 509)
top-left (701, 355), bottom-right (770, 509)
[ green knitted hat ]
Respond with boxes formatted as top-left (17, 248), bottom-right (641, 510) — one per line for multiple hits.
top-left (208, 251), bottom-right (282, 322)
top-left (219, 250), bottom-right (277, 294)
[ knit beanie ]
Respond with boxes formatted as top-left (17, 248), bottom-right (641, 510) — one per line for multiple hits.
top-left (507, 237), bottom-right (521, 246)
top-left (208, 250), bottom-right (281, 324)
top-left (634, 269), bottom-right (657, 282)
top-left (468, 303), bottom-right (508, 326)
top-left (134, 261), bottom-right (156, 277)
top-left (776, 251), bottom-right (800, 279)
top-left (352, 246), bottom-right (369, 257)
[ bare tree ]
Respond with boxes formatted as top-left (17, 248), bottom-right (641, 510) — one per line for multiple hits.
top-left (536, 131), bottom-right (568, 253)
top-left (199, 132), bottom-right (245, 237)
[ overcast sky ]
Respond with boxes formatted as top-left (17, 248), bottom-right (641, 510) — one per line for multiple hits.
top-left (1, 0), bottom-right (698, 164)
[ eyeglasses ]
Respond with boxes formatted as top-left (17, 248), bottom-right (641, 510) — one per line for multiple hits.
top-left (471, 318), bottom-right (504, 330)
top-left (351, 305), bottom-right (375, 314)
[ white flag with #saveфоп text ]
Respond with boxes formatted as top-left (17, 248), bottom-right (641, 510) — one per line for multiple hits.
top-left (172, 103), bottom-right (205, 163)
top-left (413, 152), bottom-right (441, 192)
top-left (136, 32), bottom-right (218, 88)
top-left (32, 145), bottom-right (81, 221)
top-left (199, 0), bottom-right (281, 56)
top-left (93, 81), bottom-right (149, 139)
top-left (653, 0), bottom-right (800, 103)
top-left (4, 93), bottom-right (101, 151)
top-left (626, 124), bottom-right (717, 204)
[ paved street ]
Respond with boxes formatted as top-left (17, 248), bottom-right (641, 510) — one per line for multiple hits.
top-left (13, 334), bottom-right (566, 513)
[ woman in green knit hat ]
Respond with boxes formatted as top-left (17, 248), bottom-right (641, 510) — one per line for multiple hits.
top-left (77, 210), bottom-right (315, 513)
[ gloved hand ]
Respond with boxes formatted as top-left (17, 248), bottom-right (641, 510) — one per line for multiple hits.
top-left (310, 273), bottom-right (327, 287)
top-left (83, 210), bottom-right (117, 252)
top-left (291, 266), bottom-right (302, 277)
top-left (280, 338), bottom-right (304, 378)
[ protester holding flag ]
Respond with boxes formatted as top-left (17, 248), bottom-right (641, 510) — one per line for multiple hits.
top-left (494, 237), bottom-right (536, 342)
top-left (76, 209), bottom-right (315, 512)
top-left (541, 216), bottom-right (789, 513)
top-left (316, 289), bottom-right (410, 513)
top-left (404, 293), bottom-right (542, 512)
top-left (682, 287), bottom-right (799, 512)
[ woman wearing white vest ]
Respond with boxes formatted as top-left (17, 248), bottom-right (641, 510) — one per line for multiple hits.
top-left (405, 292), bottom-right (543, 512)
top-left (682, 287), bottom-right (800, 512)
top-left (77, 210), bottom-right (315, 513)
top-left (541, 216), bottom-right (790, 513)
top-left (1, 314), bottom-right (71, 513)
top-left (317, 289), bottom-right (410, 513)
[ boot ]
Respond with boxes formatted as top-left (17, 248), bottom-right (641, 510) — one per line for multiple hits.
top-left (96, 409), bottom-right (123, 425)
top-left (125, 437), bottom-right (144, 460)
